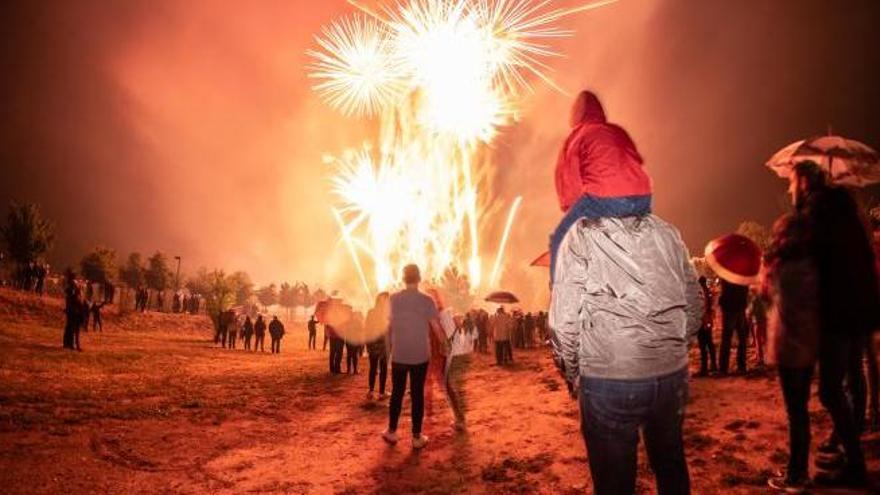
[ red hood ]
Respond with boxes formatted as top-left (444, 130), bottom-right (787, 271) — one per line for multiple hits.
top-left (572, 90), bottom-right (607, 126)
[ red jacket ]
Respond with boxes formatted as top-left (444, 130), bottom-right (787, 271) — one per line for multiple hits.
top-left (554, 92), bottom-right (652, 212)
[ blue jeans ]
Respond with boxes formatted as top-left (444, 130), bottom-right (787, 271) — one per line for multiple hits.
top-left (579, 368), bottom-right (690, 495)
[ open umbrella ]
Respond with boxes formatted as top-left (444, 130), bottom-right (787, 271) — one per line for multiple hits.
top-left (314, 298), bottom-right (352, 328)
top-left (530, 251), bottom-right (550, 267)
top-left (485, 291), bottom-right (519, 304)
top-left (766, 134), bottom-right (880, 187)
top-left (704, 234), bottom-right (761, 286)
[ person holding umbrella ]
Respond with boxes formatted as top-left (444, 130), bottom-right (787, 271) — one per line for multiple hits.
top-left (784, 161), bottom-right (878, 487)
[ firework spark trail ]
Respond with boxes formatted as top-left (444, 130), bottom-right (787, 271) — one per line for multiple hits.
top-left (309, 1), bottom-right (614, 299)
top-left (489, 195), bottom-right (523, 287)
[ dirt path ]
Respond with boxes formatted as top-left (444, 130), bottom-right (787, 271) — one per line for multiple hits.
top-left (0, 289), bottom-right (877, 494)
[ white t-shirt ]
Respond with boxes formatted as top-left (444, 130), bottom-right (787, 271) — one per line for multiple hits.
top-left (441, 308), bottom-right (475, 357)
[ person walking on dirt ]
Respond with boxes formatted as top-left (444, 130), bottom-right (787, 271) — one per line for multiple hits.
top-left (382, 264), bottom-right (445, 450)
top-left (763, 213), bottom-right (820, 493)
top-left (254, 315), bottom-right (267, 352)
top-left (445, 300), bottom-right (477, 431)
top-left (327, 324), bottom-right (344, 373)
top-left (492, 307), bottom-right (512, 365)
top-left (748, 287), bottom-right (769, 367)
top-left (227, 315), bottom-right (239, 350)
top-left (269, 315), bottom-right (285, 354)
top-left (62, 269), bottom-right (84, 350)
top-left (365, 293), bottom-right (391, 399)
top-left (90, 301), bottom-right (106, 332)
top-left (696, 277), bottom-right (717, 377)
top-left (242, 316), bottom-right (254, 351)
top-left (792, 162), bottom-right (878, 487)
top-left (307, 315), bottom-right (318, 350)
top-left (345, 314), bottom-right (364, 374)
top-left (718, 279), bottom-right (749, 375)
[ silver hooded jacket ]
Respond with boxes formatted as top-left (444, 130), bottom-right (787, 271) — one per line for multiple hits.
top-left (549, 215), bottom-right (702, 383)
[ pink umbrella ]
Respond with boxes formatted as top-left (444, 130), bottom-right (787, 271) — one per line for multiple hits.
top-left (704, 234), bottom-right (762, 286)
top-left (766, 134), bottom-right (880, 187)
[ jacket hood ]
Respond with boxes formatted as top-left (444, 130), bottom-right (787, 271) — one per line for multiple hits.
top-left (571, 90), bottom-right (607, 127)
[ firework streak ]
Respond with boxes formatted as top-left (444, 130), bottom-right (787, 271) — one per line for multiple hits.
top-left (308, 0), bottom-right (616, 299)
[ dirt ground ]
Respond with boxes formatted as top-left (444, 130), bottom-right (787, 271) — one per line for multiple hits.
top-left (0, 288), bottom-right (877, 494)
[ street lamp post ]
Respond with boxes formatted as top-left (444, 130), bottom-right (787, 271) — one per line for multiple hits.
top-left (174, 256), bottom-right (181, 290)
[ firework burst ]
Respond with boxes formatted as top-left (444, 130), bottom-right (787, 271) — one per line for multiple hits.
top-left (308, 0), bottom-right (615, 300)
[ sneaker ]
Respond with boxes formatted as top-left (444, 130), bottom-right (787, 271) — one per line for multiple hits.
top-left (767, 475), bottom-right (810, 494)
top-left (814, 453), bottom-right (845, 471)
top-left (381, 429), bottom-right (398, 445)
top-left (378, 392), bottom-right (388, 399)
top-left (817, 438), bottom-right (842, 455)
top-left (412, 435), bottom-right (429, 449)
top-left (366, 391), bottom-right (375, 401)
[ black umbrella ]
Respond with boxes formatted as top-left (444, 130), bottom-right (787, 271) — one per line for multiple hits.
top-left (484, 291), bottom-right (519, 304)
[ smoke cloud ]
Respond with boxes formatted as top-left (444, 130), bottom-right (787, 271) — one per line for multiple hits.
top-left (1, 0), bottom-right (878, 308)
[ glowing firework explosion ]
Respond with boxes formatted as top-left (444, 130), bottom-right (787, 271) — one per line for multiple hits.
top-left (309, 0), bottom-right (614, 299)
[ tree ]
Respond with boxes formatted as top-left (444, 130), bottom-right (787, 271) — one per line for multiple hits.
top-left (279, 282), bottom-right (295, 320)
top-left (119, 252), bottom-right (146, 289)
top-left (1, 203), bottom-right (54, 286)
top-left (80, 246), bottom-right (117, 285)
top-left (737, 221), bottom-right (771, 252)
top-left (188, 268), bottom-right (237, 328)
top-left (229, 271), bottom-right (254, 306)
top-left (439, 266), bottom-right (474, 314)
top-left (145, 251), bottom-right (173, 293)
top-left (256, 283), bottom-right (279, 308)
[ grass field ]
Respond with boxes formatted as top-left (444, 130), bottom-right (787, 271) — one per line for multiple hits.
top-left (0, 288), bottom-right (877, 494)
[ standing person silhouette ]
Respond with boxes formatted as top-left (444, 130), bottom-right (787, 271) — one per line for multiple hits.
top-left (382, 264), bottom-right (445, 450)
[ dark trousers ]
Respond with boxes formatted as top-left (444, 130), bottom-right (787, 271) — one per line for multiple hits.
top-left (271, 338), bottom-right (281, 354)
top-left (818, 332), bottom-right (865, 475)
top-left (503, 341), bottom-right (513, 363)
top-left (63, 321), bottom-right (76, 349)
top-left (220, 329), bottom-right (228, 348)
top-left (346, 344), bottom-right (360, 373)
top-left (369, 353), bottom-right (388, 393)
top-left (719, 310), bottom-right (748, 374)
top-left (847, 337), bottom-right (867, 435)
top-left (93, 317), bottom-right (102, 332)
top-left (227, 332), bottom-right (237, 349)
top-left (388, 361), bottom-right (429, 436)
top-left (867, 335), bottom-right (880, 428)
top-left (243, 334), bottom-right (252, 351)
top-left (495, 341), bottom-right (504, 365)
top-left (579, 368), bottom-right (690, 495)
top-left (255, 334), bottom-right (265, 352)
top-left (446, 355), bottom-right (471, 422)
top-left (697, 326), bottom-right (717, 375)
top-left (329, 338), bottom-right (344, 373)
top-left (779, 366), bottom-right (813, 481)
top-left (308, 331), bottom-right (317, 350)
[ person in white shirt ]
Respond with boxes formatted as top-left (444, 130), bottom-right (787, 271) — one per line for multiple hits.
top-left (428, 290), bottom-right (477, 431)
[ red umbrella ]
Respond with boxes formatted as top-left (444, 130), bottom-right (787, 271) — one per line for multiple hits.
top-left (704, 234), bottom-right (762, 286)
top-left (314, 298), bottom-right (352, 328)
top-left (485, 291), bottom-right (519, 304)
top-left (530, 251), bottom-right (550, 267)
